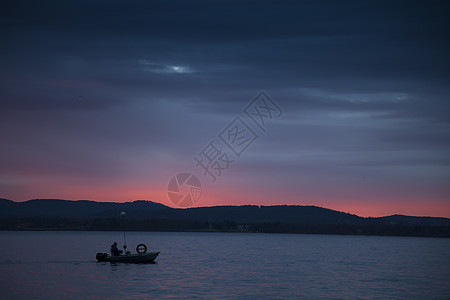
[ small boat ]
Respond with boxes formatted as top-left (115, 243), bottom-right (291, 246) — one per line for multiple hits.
top-left (96, 243), bottom-right (160, 263)
top-left (96, 213), bottom-right (160, 263)
top-left (96, 251), bottom-right (160, 263)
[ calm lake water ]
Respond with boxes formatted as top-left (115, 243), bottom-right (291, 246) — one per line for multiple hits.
top-left (0, 231), bottom-right (449, 299)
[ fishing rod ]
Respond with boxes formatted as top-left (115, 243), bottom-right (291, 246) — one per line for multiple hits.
top-left (120, 211), bottom-right (127, 254)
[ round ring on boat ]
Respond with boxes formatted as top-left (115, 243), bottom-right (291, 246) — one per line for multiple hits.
top-left (136, 243), bottom-right (147, 254)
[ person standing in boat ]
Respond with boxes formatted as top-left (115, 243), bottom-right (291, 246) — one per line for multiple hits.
top-left (110, 242), bottom-right (121, 256)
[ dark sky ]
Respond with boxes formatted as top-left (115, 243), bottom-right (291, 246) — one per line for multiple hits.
top-left (1, 0), bottom-right (449, 216)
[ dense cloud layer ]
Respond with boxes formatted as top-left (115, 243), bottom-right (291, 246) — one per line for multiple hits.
top-left (1, 0), bottom-right (449, 216)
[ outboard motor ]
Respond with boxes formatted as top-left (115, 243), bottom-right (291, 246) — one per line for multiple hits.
top-left (96, 253), bottom-right (107, 262)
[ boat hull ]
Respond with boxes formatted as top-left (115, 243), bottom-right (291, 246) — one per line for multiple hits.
top-left (96, 251), bottom-right (160, 263)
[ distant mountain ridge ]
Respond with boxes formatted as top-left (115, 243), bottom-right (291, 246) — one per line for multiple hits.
top-left (0, 198), bottom-right (168, 218)
top-left (1, 198), bottom-right (449, 227)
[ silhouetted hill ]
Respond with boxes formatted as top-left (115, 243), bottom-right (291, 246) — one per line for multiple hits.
top-left (0, 199), bottom-right (169, 218)
top-left (368, 214), bottom-right (450, 226)
top-left (164, 205), bottom-right (365, 225)
top-left (1, 199), bottom-right (449, 228)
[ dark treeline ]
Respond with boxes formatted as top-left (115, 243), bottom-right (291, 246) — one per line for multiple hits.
top-left (1, 217), bottom-right (449, 238)
top-left (2, 199), bottom-right (449, 237)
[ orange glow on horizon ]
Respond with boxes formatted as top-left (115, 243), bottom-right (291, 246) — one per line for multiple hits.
top-left (4, 183), bottom-right (450, 218)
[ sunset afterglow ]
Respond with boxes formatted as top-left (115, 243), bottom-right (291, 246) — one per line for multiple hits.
top-left (1, 0), bottom-right (449, 218)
